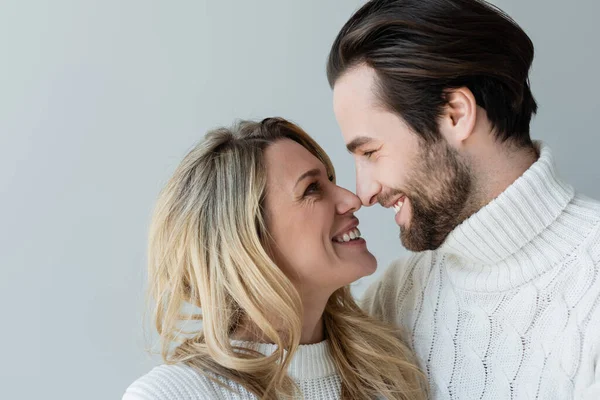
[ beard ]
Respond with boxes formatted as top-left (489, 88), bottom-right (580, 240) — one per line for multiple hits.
top-left (388, 139), bottom-right (476, 252)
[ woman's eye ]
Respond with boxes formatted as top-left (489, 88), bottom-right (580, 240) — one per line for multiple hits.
top-left (304, 181), bottom-right (322, 196)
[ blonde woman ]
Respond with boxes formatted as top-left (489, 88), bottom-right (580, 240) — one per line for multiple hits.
top-left (123, 118), bottom-right (427, 400)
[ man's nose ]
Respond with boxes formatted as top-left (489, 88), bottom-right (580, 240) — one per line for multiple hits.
top-left (355, 164), bottom-right (380, 206)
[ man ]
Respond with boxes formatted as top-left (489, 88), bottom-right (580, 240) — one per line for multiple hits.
top-left (327, 0), bottom-right (600, 398)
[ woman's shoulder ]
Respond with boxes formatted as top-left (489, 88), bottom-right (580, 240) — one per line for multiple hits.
top-left (122, 363), bottom-right (225, 400)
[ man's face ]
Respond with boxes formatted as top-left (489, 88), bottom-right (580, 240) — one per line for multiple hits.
top-left (332, 65), bottom-right (473, 251)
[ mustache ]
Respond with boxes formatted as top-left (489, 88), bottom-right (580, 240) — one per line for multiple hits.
top-left (377, 189), bottom-right (406, 207)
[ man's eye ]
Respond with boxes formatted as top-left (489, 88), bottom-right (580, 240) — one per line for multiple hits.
top-left (363, 150), bottom-right (376, 158)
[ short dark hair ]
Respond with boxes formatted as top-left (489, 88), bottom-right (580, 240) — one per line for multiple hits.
top-left (327, 0), bottom-right (538, 147)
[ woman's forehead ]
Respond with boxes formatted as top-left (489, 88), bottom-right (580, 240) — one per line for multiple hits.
top-left (265, 140), bottom-right (326, 185)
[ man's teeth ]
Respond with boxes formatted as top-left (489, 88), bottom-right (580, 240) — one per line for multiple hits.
top-left (393, 199), bottom-right (404, 214)
top-left (335, 228), bottom-right (361, 243)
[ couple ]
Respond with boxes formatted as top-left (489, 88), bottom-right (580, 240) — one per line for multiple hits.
top-left (124, 0), bottom-right (600, 399)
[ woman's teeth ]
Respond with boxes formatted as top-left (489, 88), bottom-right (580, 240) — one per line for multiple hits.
top-left (393, 199), bottom-right (404, 214)
top-left (334, 228), bottom-right (361, 243)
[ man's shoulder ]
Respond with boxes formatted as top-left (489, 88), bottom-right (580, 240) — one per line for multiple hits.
top-left (572, 192), bottom-right (600, 216)
top-left (381, 252), bottom-right (431, 282)
top-left (570, 193), bottom-right (600, 261)
top-left (361, 251), bottom-right (434, 320)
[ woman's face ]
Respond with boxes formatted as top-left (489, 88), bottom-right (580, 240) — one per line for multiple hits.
top-left (263, 139), bottom-right (377, 298)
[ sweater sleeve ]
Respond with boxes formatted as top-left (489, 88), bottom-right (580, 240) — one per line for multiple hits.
top-left (361, 273), bottom-right (385, 320)
top-left (122, 364), bottom-right (223, 400)
top-left (122, 392), bottom-right (152, 400)
top-left (582, 353), bottom-right (600, 400)
top-left (583, 310), bottom-right (600, 400)
top-left (583, 381), bottom-right (600, 399)
top-left (361, 256), bottom-right (416, 324)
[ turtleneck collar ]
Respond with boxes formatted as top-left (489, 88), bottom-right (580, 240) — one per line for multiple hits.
top-left (438, 142), bottom-right (582, 292)
top-left (230, 339), bottom-right (337, 380)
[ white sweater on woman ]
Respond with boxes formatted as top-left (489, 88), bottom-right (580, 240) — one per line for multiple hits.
top-left (363, 144), bottom-right (600, 399)
top-left (122, 340), bottom-right (342, 400)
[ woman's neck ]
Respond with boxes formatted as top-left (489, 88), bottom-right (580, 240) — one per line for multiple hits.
top-left (232, 294), bottom-right (327, 345)
top-left (300, 308), bottom-right (325, 344)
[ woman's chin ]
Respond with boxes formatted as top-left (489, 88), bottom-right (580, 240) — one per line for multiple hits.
top-left (343, 253), bottom-right (378, 283)
top-left (362, 254), bottom-right (378, 276)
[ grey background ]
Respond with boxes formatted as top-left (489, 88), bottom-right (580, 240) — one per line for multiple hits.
top-left (0, 1), bottom-right (598, 399)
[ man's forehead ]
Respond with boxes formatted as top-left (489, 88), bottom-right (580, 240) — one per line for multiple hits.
top-left (333, 66), bottom-right (379, 110)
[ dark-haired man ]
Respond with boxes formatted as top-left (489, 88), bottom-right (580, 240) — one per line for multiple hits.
top-left (327, 0), bottom-right (600, 398)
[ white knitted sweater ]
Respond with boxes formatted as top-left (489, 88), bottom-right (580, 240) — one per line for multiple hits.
top-left (363, 144), bottom-right (600, 400)
top-left (122, 341), bottom-right (341, 399)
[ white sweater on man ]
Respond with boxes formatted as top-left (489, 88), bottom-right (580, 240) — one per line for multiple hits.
top-left (363, 144), bottom-right (600, 399)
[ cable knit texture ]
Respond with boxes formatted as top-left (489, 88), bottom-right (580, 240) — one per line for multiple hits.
top-left (363, 144), bottom-right (600, 400)
top-left (122, 341), bottom-right (342, 399)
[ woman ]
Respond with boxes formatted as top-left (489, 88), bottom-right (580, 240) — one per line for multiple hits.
top-left (123, 118), bottom-right (427, 399)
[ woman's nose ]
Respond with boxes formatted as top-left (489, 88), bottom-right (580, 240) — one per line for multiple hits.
top-left (335, 185), bottom-right (362, 215)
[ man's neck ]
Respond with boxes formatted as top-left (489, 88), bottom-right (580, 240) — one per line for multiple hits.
top-left (480, 145), bottom-right (539, 202)
top-left (464, 135), bottom-right (539, 216)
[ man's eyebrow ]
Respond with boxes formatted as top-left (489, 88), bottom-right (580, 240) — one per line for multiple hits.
top-left (346, 136), bottom-right (373, 153)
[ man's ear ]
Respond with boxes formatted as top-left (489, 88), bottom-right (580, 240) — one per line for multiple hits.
top-left (438, 87), bottom-right (477, 147)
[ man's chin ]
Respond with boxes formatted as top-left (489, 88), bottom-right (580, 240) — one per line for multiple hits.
top-left (401, 224), bottom-right (453, 252)
top-left (400, 225), bottom-right (431, 252)
top-left (399, 226), bottom-right (416, 251)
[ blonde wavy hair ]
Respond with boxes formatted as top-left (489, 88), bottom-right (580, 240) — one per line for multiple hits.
top-left (148, 117), bottom-right (428, 399)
